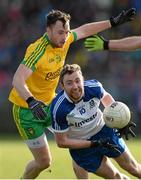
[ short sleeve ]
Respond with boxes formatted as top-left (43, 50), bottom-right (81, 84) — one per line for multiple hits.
top-left (50, 102), bottom-right (69, 133)
top-left (84, 79), bottom-right (106, 99)
top-left (21, 40), bottom-right (48, 71)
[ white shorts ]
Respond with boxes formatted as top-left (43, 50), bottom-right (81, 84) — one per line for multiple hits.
top-left (25, 133), bottom-right (48, 149)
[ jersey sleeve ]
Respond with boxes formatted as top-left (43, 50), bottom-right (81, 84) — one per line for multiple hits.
top-left (50, 101), bottom-right (69, 133)
top-left (68, 31), bottom-right (77, 44)
top-left (85, 80), bottom-right (106, 99)
top-left (21, 40), bottom-right (48, 71)
top-left (72, 31), bottom-right (77, 41)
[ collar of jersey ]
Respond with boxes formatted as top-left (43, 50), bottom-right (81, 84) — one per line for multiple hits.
top-left (64, 91), bottom-right (73, 103)
top-left (43, 33), bottom-right (56, 48)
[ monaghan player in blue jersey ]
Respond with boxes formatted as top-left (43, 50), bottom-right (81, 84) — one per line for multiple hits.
top-left (50, 64), bottom-right (141, 179)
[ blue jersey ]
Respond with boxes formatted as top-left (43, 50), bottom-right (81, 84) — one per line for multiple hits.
top-left (50, 79), bottom-right (106, 139)
top-left (51, 79), bottom-right (126, 173)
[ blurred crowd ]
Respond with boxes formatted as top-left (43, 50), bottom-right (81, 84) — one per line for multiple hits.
top-left (0, 0), bottom-right (141, 133)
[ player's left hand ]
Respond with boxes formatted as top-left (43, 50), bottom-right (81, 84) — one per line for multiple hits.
top-left (91, 138), bottom-right (121, 154)
top-left (116, 121), bottom-right (136, 140)
top-left (84, 35), bottom-right (109, 51)
top-left (110, 8), bottom-right (136, 27)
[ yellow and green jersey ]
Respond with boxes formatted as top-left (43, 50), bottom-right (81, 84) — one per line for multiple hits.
top-left (9, 32), bottom-right (77, 107)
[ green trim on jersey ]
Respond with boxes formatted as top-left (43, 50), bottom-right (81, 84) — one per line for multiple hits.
top-left (21, 36), bottom-right (49, 71)
top-left (43, 33), bottom-right (56, 47)
top-left (21, 32), bottom-right (76, 71)
top-left (72, 31), bottom-right (78, 41)
top-left (12, 104), bottom-right (51, 140)
top-left (43, 32), bottom-right (49, 41)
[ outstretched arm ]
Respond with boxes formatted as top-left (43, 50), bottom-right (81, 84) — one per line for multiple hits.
top-left (73, 8), bottom-right (135, 40)
top-left (101, 92), bottom-right (115, 107)
top-left (85, 35), bottom-right (141, 52)
top-left (109, 36), bottom-right (141, 51)
top-left (73, 20), bottom-right (111, 40)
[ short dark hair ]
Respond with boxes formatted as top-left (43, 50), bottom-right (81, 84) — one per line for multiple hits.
top-left (60, 64), bottom-right (82, 84)
top-left (46, 10), bottom-right (71, 27)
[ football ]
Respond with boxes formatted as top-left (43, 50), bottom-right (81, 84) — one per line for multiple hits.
top-left (103, 101), bottom-right (131, 129)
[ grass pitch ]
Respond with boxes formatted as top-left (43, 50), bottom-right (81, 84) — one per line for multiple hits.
top-left (0, 136), bottom-right (141, 179)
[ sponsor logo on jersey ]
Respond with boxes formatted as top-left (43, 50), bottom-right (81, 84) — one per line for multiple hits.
top-left (49, 54), bottom-right (61, 63)
top-left (69, 112), bottom-right (97, 127)
top-left (45, 67), bottom-right (62, 80)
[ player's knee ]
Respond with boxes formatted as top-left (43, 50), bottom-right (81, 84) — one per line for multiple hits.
top-left (37, 157), bottom-right (52, 170)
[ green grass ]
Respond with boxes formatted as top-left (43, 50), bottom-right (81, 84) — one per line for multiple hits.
top-left (0, 136), bottom-right (141, 179)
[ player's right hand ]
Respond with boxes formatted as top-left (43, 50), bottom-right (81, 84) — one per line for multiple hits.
top-left (116, 121), bottom-right (136, 140)
top-left (26, 97), bottom-right (47, 121)
top-left (90, 138), bottom-right (121, 154)
top-left (84, 35), bottom-right (109, 51)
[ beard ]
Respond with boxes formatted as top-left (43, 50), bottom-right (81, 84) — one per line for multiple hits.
top-left (69, 88), bottom-right (84, 103)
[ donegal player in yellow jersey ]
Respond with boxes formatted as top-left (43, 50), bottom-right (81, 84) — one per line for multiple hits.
top-left (9, 32), bottom-right (76, 107)
top-left (9, 9), bottom-right (135, 179)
